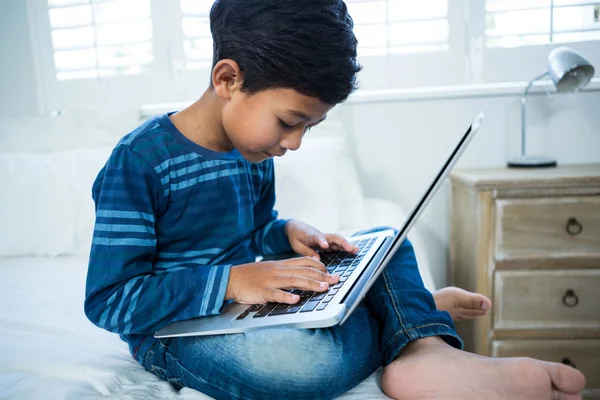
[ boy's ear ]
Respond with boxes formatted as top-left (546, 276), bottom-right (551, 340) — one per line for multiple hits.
top-left (212, 59), bottom-right (244, 100)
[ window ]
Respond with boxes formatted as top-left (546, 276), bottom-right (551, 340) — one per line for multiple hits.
top-left (47, 0), bottom-right (154, 80)
top-left (345, 0), bottom-right (449, 56)
top-left (180, 0), bottom-right (214, 70)
top-left (179, 0), bottom-right (450, 70)
top-left (486, 0), bottom-right (600, 48)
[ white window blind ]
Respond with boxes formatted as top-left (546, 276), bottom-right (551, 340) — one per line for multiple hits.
top-left (180, 0), bottom-right (214, 70)
top-left (486, 0), bottom-right (600, 47)
top-left (180, 0), bottom-right (450, 70)
top-left (47, 0), bottom-right (154, 80)
top-left (345, 0), bottom-right (449, 56)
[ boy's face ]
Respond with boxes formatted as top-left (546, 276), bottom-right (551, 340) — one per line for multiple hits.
top-left (222, 88), bottom-right (334, 163)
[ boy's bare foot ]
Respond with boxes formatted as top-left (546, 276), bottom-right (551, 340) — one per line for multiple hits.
top-left (380, 337), bottom-right (586, 400)
top-left (433, 286), bottom-right (491, 321)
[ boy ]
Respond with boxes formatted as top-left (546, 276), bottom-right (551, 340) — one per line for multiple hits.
top-left (85, 1), bottom-right (585, 399)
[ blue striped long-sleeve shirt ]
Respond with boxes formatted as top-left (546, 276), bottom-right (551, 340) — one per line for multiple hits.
top-left (84, 112), bottom-right (293, 363)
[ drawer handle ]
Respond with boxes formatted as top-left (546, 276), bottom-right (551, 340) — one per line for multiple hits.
top-left (562, 289), bottom-right (579, 308)
top-left (561, 358), bottom-right (577, 369)
top-left (566, 217), bottom-right (583, 236)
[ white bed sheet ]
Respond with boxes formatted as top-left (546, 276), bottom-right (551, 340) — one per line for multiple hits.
top-left (0, 256), bottom-right (390, 400)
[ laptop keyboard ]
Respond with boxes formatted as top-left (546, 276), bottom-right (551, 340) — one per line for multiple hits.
top-left (236, 237), bottom-right (377, 320)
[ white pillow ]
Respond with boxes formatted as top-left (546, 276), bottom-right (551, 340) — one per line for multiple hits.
top-left (0, 147), bottom-right (112, 258)
top-left (274, 140), bottom-right (341, 233)
top-left (0, 152), bottom-right (78, 257)
top-left (273, 133), bottom-right (364, 234)
top-left (308, 112), bottom-right (365, 231)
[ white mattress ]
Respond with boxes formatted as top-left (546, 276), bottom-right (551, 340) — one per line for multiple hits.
top-left (0, 256), bottom-right (390, 399)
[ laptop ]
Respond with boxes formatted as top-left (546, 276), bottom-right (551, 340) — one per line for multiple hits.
top-left (155, 112), bottom-right (484, 338)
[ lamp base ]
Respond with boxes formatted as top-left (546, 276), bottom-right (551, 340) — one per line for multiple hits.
top-left (507, 156), bottom-right (557, 168)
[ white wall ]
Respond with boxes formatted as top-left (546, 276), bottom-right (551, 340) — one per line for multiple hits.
top-left (343, 88), bottom-right (600, 288)
top-left (0, 0), bottom-right (41, 117)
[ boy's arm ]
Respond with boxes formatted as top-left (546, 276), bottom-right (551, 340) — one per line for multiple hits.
top-left (84, 146), bottom-right (230, 335)
top-left (250, 160), bottom-right (294, 256)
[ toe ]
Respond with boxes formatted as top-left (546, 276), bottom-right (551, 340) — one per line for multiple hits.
top-left (454, 290), bottom-right (491, 312)
top-left (451, 308), bottom-right (487, 321)
top-left (544, 361), bottom-right (586, 394)
top-left (469, 293), bottom-right (491, 312)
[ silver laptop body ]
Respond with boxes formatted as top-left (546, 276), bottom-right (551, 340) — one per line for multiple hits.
top-left (155, 112), bottom-right (484, 338)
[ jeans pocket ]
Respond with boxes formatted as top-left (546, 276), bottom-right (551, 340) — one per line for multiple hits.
top-left (150, 364), bottom-right (169, 382)
top-left (144, 340), bottom-right (169, 382)
top-left (143, 343), bottom-right (157, 371)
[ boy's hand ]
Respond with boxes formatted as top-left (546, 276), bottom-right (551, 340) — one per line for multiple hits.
top-left (225, 257), bottom-right (340, 305)
top-left (284, 220), bottom-right (359, 260)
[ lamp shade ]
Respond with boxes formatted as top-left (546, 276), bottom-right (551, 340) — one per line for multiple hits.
top-left (547, 47), bottom-right (595, 92)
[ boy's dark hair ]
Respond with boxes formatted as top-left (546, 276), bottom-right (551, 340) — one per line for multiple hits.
top-left (210, 0), bottom-right (361, 104)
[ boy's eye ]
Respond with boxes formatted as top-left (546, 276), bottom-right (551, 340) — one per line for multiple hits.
top-left (279, 119), bottom-right (295, 129)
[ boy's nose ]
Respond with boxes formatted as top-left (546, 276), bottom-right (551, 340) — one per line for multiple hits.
top-left (281, 131), bottom-right (303, 151)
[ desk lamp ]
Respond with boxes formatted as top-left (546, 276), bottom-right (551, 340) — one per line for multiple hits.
top-left (508, 46), bottom-right (595, 168)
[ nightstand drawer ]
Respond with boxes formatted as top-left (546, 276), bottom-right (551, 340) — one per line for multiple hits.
top-left (494, 270), bottom-right (600, 334)
top-left (495, 197), bottom-right (600, 263)
top-left (492, 340), bottom-right (600, 394)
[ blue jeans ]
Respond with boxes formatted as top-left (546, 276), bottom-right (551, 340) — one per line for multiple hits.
top-left (142, 228), bottom-right (463, 400)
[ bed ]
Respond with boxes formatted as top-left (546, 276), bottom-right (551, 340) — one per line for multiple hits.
top-left (0, 256), bottom-right (390, 399)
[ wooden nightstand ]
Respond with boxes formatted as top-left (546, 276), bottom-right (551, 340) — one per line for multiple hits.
top-left (449, 164), bottom-right (600, 398)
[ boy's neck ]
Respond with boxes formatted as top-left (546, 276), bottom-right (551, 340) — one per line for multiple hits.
top-left (169, 89), bottom-right (234, 153)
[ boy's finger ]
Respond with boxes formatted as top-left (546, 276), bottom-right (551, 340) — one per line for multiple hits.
top-left (274, 275), bottom-right (333, 293)
top-left (292, 240), bottom-right (320, 259)
top-left (263, 288), bottom-right (300, 305)
top-left (313, 234), bottom-right (329, 249)
top-left (348, 242), bottom-right (360, 253)
top-left (282, 267), bottom-right (339, 285)
top-left (329, 243), bottom-right (345, 252)
top-left (284, 256), bottom-right (327, 274)
top-left (326, 234), bottom-right (359, 253)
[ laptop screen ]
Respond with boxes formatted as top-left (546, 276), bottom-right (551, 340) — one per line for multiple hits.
top-left (386, 113), bottom-right (482, 256)
top-left (340, 112), bottom-right (484, 323)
